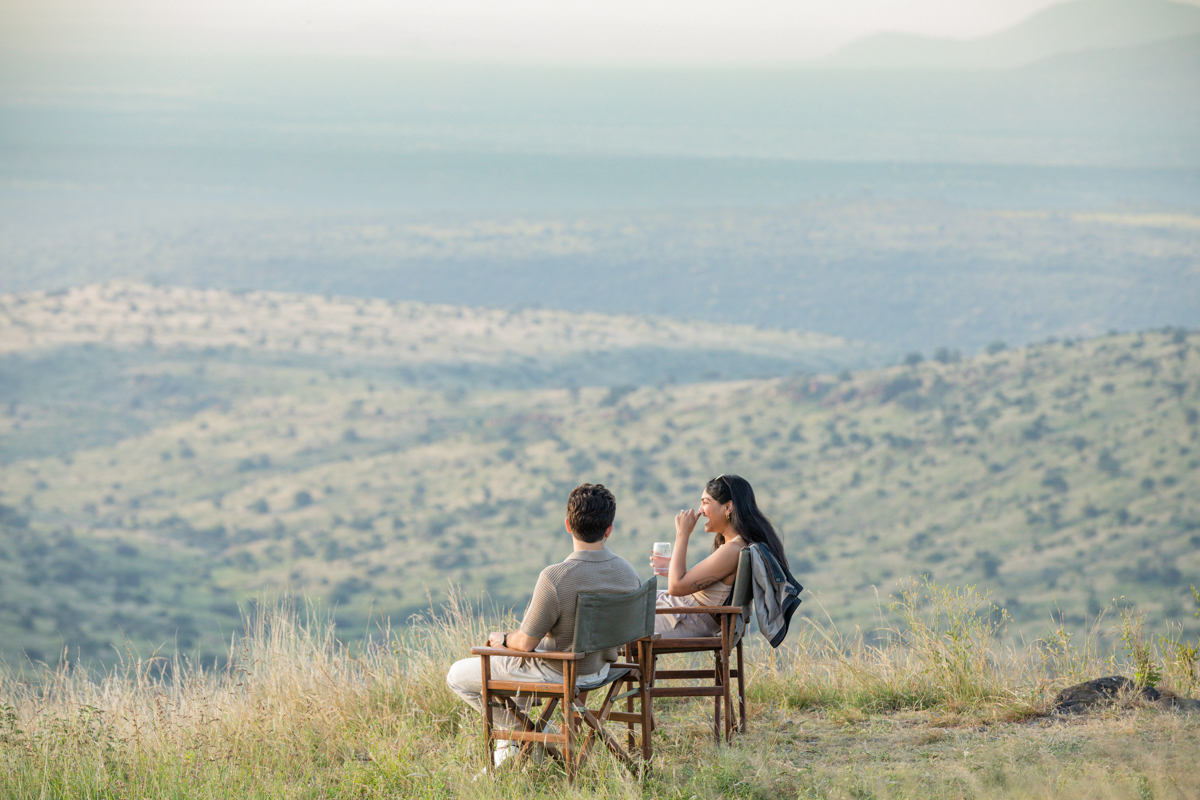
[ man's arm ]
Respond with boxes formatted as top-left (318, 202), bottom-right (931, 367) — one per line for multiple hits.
top-left (487, 570), bottom-right (559, 651)
top-left (486, 629), bottom-right (539, 651)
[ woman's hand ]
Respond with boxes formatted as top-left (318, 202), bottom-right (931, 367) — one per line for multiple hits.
top-left (675, 508), bottom-right (700, 539)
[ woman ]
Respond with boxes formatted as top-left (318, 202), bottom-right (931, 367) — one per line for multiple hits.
top-left (652, 474), bottom-right (788, 638)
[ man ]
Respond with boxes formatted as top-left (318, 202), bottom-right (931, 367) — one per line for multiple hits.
top-left (445, 482), bottom-right (641, 766)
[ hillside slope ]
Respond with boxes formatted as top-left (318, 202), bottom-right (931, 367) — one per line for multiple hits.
top-left (822, 0), bottom-right (1200, 69)
top-left (0, 285), bottom-right (1196, 667)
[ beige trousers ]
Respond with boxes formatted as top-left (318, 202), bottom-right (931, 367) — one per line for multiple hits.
top-left (446, 654), bottom-right (609, 734)
top-left (654, 589), bottom-right (722, 637)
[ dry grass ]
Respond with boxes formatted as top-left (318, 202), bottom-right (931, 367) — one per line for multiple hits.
top-left (2, 582), bottom-right (1198, 799)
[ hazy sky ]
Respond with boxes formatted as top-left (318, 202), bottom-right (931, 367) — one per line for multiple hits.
top-left (7, 0), bottom-right (1184, 62)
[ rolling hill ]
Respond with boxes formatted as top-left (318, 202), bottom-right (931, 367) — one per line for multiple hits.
top-left (1, 284), bottom-right (1197, 669)
top-left (821, 0), bottom-right (1200, 70)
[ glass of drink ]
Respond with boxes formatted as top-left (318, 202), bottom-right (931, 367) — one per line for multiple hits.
top-left (651, 541), bottom-right (673, 576)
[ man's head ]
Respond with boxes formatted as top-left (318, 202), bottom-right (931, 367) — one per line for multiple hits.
top-left (565, 483), bottom-right (616, 543)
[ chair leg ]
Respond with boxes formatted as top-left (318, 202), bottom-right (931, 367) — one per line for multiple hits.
top-left (626, 685), bottom-right (636, 752)
top-left (712, 650), bottom-right (722, 744)
top-left (563, 662), bottom-right (577, 781)
top-left (647, 649), bottom-right (658, 733)
top-left (640, 640), bottom-right (654, 766)
top-left (723, 650), bottom-right (733, 743)
top-left (710, 618), bottom-right (729, 743)
top-left (530, 697), bottom-right (565, 763)
top-left (480, 655), bottom-right (495, 770)
top-left (577, 685), bottom-right (638, 772)
top-left (736, 638), bottom-right (746, 734)
top-left (722, 621), bottom-right (733, 743)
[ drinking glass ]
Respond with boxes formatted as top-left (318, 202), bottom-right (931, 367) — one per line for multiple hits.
top-left (651, 541), bottom-right (672, 576)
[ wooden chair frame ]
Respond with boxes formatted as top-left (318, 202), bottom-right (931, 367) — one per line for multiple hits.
top-left (469, 579), bottom-right (659, 780)
top-left (645, 549), bottom-right (752, 743)
top-left (470, 639), bottom-right (656, 779)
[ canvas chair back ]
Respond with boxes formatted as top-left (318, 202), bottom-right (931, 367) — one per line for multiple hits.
top-left (571, 577), bottom-right (657, 654)
top-left (729, 548), bottom-right (753, 646)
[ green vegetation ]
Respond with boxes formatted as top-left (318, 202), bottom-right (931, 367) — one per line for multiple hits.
top-left (1, 587), bottom-right (1198, 800)
top-left (0, 284), bottom-right (1197, 670)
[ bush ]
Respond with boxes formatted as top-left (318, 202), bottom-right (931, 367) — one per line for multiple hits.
top-left (880, 374), bottom-right (922, 403)
top-left (599, 385), bottom-right (636, 407)
top-left (933, 347), bottom-right (961, 364)
top-left (1022, 415), bottom-right (1050, 441)
top-left (236, 455), bottom-right (271, 472)
top-left (1041, 470), bottom-right (1069, 494)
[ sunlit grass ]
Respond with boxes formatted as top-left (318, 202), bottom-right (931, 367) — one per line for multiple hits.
top-left (2, 582), bottom-right (1198, 799)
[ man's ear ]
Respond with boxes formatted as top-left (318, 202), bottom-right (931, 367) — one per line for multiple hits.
top-left (603, 524), bottom-right (613, 540)
top-left (564, 516), bottom-right (573, 535)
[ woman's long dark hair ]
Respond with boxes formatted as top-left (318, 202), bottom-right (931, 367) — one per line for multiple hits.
top-left (707, 474), bottom-right (788, 569)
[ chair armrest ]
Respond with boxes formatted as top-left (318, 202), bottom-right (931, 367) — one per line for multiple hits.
top-left (470, 646), bottom-right (586, 660)
top-left (655, 606), bottom-right (744, 615)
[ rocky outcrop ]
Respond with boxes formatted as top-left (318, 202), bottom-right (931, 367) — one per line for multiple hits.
top-left (1053, 676), bottom-right (1200, 714)
top-left (1053, 676), bottom-right (1159, 713)
top-left (1158, 696), bottom-right (1200, 713)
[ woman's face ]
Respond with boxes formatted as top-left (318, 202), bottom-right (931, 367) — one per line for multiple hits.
top-left (698, 491), bottom-right (731, 534)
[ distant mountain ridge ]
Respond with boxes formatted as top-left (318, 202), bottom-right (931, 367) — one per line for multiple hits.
top-left (821, 0), bottom-right (1200, 69)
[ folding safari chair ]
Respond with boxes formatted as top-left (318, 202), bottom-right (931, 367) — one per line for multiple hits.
top-left (646, 547), bottom-right (752, 742)
top-left (470, 578), bottom-right (658, 780)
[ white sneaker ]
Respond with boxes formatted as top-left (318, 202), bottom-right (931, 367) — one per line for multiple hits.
top-left (474, 741), bottom-right (519, 781)
top-left (493, 740), bottom-right (519, 768)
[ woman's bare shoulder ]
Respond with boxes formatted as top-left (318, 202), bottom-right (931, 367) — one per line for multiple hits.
top-left (713, 541), bottom-right (745, 576)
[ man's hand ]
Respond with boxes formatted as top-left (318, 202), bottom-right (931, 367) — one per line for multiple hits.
top-left (486, 629), bottom-right (539, 651)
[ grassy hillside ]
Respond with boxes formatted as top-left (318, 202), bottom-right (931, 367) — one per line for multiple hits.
top-left (0, 284), bottom-right (1197, 668)
top-left (1, 596), bottom-right (1198, 800)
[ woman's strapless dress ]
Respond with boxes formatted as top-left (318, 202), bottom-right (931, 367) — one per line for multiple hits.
top-left (655, 582), bottom-right (733, 638)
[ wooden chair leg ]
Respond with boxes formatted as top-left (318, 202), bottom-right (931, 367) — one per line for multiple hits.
top-left (529, 696), bottom-right (564, 762)
top-left (480, 655), bottom-right (495, 769)
top-left (563, 662), bottom-right (577, 781)
top-left (722, 620), bottom-right (733, 743)
top-left (723, 650), bottom-right (733, 742)
top-left (625, 650), bottom-right (636, 753)
top-left (712, 650), bottom-right (722, 744)
top-left (736, 638), bottom-right (746, 734)
top-left (640, 640), bottom-right (654, 765)
top-left (578, 691), bottom-right (637, 772)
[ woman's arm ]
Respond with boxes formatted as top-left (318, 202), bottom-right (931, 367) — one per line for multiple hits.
top-left (666, 509), bottom-right (742, 597)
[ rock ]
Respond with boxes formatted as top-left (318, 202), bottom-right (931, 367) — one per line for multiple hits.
top-left (1158, 697), bottom-right (1200, 713)
top-left (1052, 676), bottom-right (1160, 713)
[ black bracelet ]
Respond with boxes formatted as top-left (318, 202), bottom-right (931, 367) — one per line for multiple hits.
top-left (501, 633), bottom-right (508, 648)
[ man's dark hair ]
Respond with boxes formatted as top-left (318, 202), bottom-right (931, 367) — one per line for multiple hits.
top-left (566, 483), bottom-right (616, 543)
